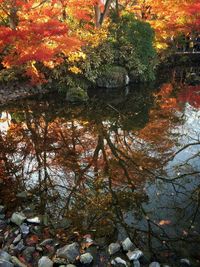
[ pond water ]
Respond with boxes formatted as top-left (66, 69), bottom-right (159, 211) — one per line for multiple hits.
top-left (0, 67), bottom-right (200, 265)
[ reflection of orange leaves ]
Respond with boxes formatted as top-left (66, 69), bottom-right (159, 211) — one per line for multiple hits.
top-left (155, 84), bottom-right (173, 98)
top-left (160, 98), bottom-right (177, 109)
top-left (154, 83), bottom-right (178, 111)
top-left (139, 119), bottom-right (170, 141)
top-left (158, 219), bottom-right (171, 226)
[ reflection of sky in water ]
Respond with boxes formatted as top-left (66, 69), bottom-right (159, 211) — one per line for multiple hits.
top-left (127, 102), bottom-right (200, 248)
top-left (0, 112), bottom-right (11, 134)
top-left (168, 103), bottom-right (200, 171)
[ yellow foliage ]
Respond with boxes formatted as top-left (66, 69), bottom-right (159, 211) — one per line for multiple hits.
top-left (68, 51), bottom-right (86, 63)
top-left (68, 66), bottom-right (82, 74)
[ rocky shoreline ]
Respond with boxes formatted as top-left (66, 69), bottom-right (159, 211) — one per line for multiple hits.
top-left (0, 83), bottom-right (50, 107)
top-left (0, 205), bottom-right (192, 267)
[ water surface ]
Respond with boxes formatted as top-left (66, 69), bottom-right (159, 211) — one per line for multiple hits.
top-left (0, 68), bottom-right (200, 265)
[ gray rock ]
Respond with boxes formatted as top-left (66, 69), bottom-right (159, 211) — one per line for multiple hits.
top-left (57, 242), bottom-right (80, 263)
top-left (14, 240), bottom-right (25, 252)
top-left (11, 212), bottom-right (26, 226)
top-left (0, 250), bottom-right (12, 262)
top-left (133, 260), bottom-right (140, 267)
top-left (20, 224), bottom-right (30, 236)
top-left (111, 257), bottom-right (127, 266)
top-left (108, 243), bottom-right (121, 255)
top-left (11, 256), bottom-right (27, 267)
top-left (0, 260), bottom-right (14, 267)
top-left (80, 253), bottom-right (93, 264)
top-left (180, 259), bottom-right (190, 266)
top-left (22, 247), bottom-right (35, 262)
top-left (66, 265), bottom-right (76, 267)
top-left (149, 262), bottom-right (160, 267)
top-left (38, 256), bottom-right (53, 267)
top-left (27, 216), bottom-right (40, 224)
top-left (121, 238), bottom-right (134, 251)
top-left (40, 239), bottom-right (54, 246)
top-left (13, 234), bottom-right (21, 245)
top-left (0, 219), bottom-right (7, 228)
top-left (126, 249), bottom-right (143, 261)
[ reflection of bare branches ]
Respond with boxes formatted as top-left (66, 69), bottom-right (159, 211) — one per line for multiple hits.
top-left (165, 142), bottom-right (200, 163)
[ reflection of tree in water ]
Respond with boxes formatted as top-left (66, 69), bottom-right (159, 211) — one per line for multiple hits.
top-left (0, 83), bottom-right (200, 264)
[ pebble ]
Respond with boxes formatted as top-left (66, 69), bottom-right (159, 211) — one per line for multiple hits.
top-left (180, 259), bottom-right (191, 266)
top-left (0, 220), bottom-right (7, 229)
top-left (13, 234), bottom-right (21, 245)
top-left (108, 243), bottom-right (121, 255)
top-left (66, 265), bottom-right (76, 267)
top-left (0, 259), bottom-right (14, 267)
top-left (10, 212), bottom-right (26, 226)
top-left (149, 262), bottom-right (160, 267)
top-left (126, 249), bottom-right (143, 261)
top-left (27, 216), bottom-right (40, 224)
top-left (38, 256), bottom-right (53, 267)
top-left (57, 242), bottom-right (80, 263)
top-left (133, 260), bottom-right (140, 267)
top-left (121, 238), bottom-right (134, 251)
top-left (36, 246), bottom-right (43, 252)
top-left (111, 257), bottom-right (127, 266)
top-left (22, 246), bottom-right (35, 262)
top-left (0, 250), bottom-right (12, 262)
top-left (11, 256), bottom-right (27, 267)
top-left (20, 224), bottom-right (30, 236)
top-left (14, 240), bottom-right (25, 252)
top-left (40, 239), bottom-right (54, 246)
top-left (80, 253), bottom-right (93, 264)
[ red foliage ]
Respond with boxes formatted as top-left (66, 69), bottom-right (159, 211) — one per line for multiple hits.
top-left (178, 85), bottom-right (200, 109)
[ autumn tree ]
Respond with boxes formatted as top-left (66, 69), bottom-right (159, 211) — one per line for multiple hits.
top-left (0, 0), bottom-right (99, 84)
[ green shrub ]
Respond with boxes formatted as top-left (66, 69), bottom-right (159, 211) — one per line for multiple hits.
top-left (111, 13), bottom-right (157, 82)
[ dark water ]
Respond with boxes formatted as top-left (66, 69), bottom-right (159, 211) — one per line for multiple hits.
top-left (0, 68), bottom-right (200, 265)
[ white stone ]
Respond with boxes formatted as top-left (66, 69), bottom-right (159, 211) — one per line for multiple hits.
top-left (80, 253), bottom-right (93, 264)
top-left (108, 243), bottom-right (121, 255)
top-left (38, 256), bottom-right (53, 267)
top-left (111, 257), bottom-right (127, 266)
top-left (57, 242), bottom-right (79, 263)
top-left (27, 217), bottom-right (40, 224)
top-left (11, 212), bottom-right (26, 226)
top-left (121, 237), bottom-right (134, 251)
top-left (126, 249), bottom-right (143, 261)
top-left (180, 259), bottom-right (190, 266)
top-left (125, 75), bottom-right (130, 85)
top-left (13, 234), bottom-right (21, 244)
